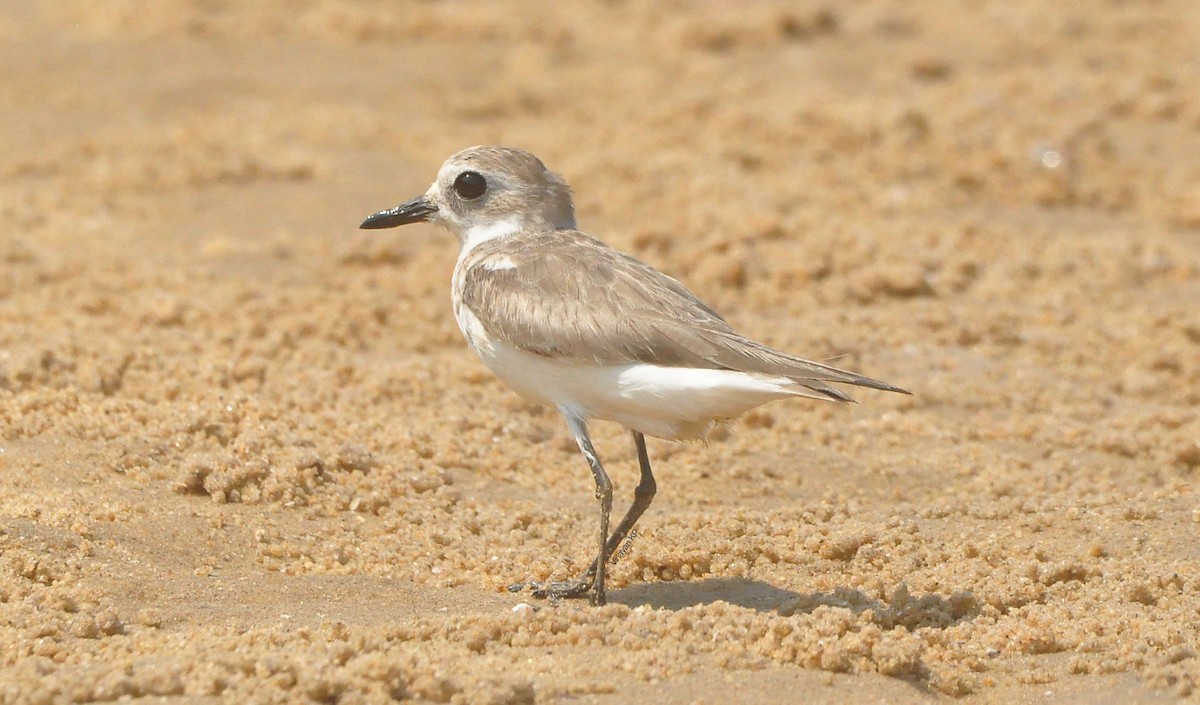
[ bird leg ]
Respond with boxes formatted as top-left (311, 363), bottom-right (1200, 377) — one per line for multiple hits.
top-left (509, 429), bottom-right (656, 606)
top-left (508, 412), bottom-right (612, 604)
top-left (584, 431), bottom-right (656, 574)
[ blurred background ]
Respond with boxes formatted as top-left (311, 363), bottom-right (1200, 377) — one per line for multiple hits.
top-left (1, 1), bottom-right (1198, 702)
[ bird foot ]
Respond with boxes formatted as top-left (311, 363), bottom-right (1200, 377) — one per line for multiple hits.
top-left (507, 575), bottom-right (600, 604)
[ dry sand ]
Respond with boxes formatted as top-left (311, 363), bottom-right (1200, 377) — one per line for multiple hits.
top-left (2, 1), bottom-right (1199, 703)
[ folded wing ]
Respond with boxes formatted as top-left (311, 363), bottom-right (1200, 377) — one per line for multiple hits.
top-left (458, 231), bottom-right (908, 402)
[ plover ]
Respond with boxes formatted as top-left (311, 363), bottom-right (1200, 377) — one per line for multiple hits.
top-left (360, 146), bottom-right (908, 606)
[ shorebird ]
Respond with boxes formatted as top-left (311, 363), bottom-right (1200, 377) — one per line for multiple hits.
top-left (360, 146), bottom-right (908, 606)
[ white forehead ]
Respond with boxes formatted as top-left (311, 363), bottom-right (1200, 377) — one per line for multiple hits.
top-left (435, 158), bottom-right (465, 186)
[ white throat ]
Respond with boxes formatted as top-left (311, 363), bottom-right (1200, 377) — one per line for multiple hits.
top-left (459, 218), bottom-right (522, 256)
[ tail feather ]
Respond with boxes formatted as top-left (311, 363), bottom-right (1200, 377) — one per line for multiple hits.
top-left (794, 380), bottom-right (857, 403)
top-left (709, 330), bottom-right (911, 400)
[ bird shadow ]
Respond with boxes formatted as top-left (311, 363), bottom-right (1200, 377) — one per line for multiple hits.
top-left (612, 577), bottom-right (798, 612)
top-left (611, 577), bottom-right (980, 630)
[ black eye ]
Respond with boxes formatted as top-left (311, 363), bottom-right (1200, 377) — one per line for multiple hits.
top-left (453, 171), bottom-right (487, 200)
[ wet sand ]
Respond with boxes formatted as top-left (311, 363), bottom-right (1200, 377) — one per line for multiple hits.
top-left (1, 1), bottom-right (1199, 702)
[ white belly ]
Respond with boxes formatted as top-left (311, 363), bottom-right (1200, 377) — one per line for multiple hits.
top-left (454, 305), bottom-right (798, 440)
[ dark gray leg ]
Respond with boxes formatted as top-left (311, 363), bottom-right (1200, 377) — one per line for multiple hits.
top-left (588, 431), bottom-right (656, 572)
top-left (508, 412), bottom-right (613, 605)
top-left (509, 429), bottom-right (657, 606)
top-left (571, 413), bottom-right (613, 606)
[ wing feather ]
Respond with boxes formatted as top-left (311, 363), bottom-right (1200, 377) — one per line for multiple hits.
top-left (459, 231), bottom-right (907, 400)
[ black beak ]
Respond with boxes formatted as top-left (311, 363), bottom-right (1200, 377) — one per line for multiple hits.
top-left (359, 196), bottom-right (437, 229)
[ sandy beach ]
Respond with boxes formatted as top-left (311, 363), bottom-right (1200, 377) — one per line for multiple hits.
top-left (1, 1), bottom-right (1199, 702)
